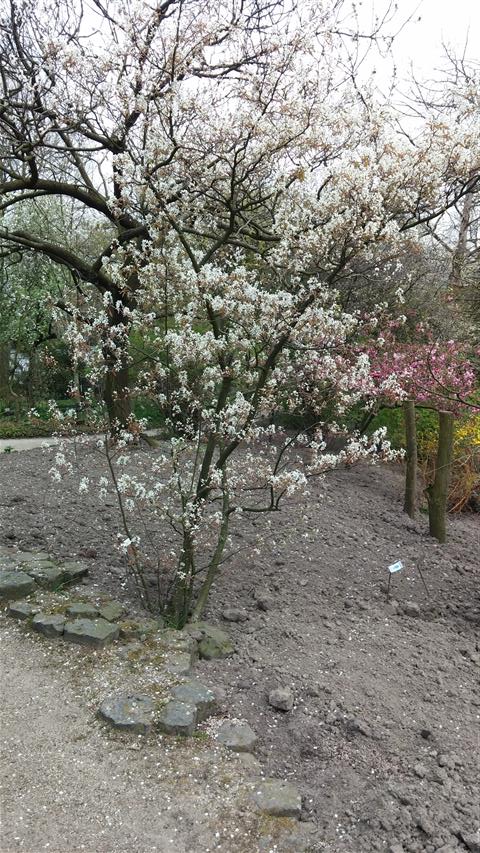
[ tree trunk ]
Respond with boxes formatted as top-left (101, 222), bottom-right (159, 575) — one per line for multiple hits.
top-left (427, 410), bottom-right (454, 543)
top-left (0, 341), bottom-right (10, 400)
top-left (403, 400), bottom-right (418, 518)
top-left (103, 358), bottom-right (132, 435)
top-left (27, 348), bottom-right (41, 404)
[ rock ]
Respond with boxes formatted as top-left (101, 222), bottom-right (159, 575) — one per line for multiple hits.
top-left (157, 629), bottom-right (197, 656)
top-left (389, 846), bottom-right (406, 853)
top-left (157, 700), bottom-right (197, 736)
top-left (268, 687), bottom-right (294, 711)
top-left (66, 602), bottom-right (99, 618)
top-left (254, 589), bottom-right (274, 611)
top-left (0, 571), bottom-right (37, 601)
top-left (403, 602), bottom-right (421, 618)
top-left (97, 694), bottom-right (156, 734)
top-left (414, 763), bottom-right (427, 778)
top-left (64, 618), bottom-right (120, 648)
top-left (25, 565), bottom-right (65, 590)
top-left (216, 720), bottom-right (257, 752)
top-left (17, 551), bottom-right (51, 564)
top-left (251, 780), bottom-right (302, 818)
top-left (163, 650), bottom-right (193, 676)
top-left (437, 753), bottom-right (455, 769)
top-left (461, 832), bottom-right (480, 853)
top-left (186, 622), bottom-right (234, 660)
top-left (98, 601), bottom-right (125, 622)
top-left (8, 600), bottom-right (40, 620)
top-left (222, 608), bottom-right (248, 622)
top-left (32, 613), bottom-right (66, 638)
top-left (171, 681), bottom-right (216, 722)
top-left (61, 561), bottom-right (89, 582)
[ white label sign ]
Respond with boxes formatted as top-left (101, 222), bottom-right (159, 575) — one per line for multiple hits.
top-left (388, 561), bottom-right (404, 574)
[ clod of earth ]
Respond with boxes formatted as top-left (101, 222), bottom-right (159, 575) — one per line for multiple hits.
top-left (251, 780), bottom-right (302, 818)
top-left (0, 571), bottom-right (37, 601)
top-left (32, 612), bottom-right (66, 638)
top-left (97, 694), bottom-right (156, 734)
top-left (222, 608), bottom-right (248, 622)
top-left (119, 618), bottom-right (162, 640)
top-left (268, 687), bottom-right (294, 711)
top-left (171, 681), bottom-right (216, 722)
top-left (63, 618), bottom-right (120, 648)
top-left (216, 720), bottom-right (257, 752)
top-left (157, 700), bottom-right (197, 736)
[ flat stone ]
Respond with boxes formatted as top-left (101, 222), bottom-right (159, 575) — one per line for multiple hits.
top-left (185, 622), bottom-right (234, 659)
top-left (61, 561), bottom-right (89, 582)
top-left (0, 571), bottom-right (37, 601)
top-left (64, 618), bottom-right (120, 648)
top-left (403, 602), bottom-right (421, 618)
top-left (163, 650), bottom-right (193, 676)
top-left (8, 600), bottom-right (40, 620)
top-left (66, 602), bottom-right (99, 618)
top-left (98, 601), bottom-right (125, 622)
top-left (119, 618), bottom-right (160, 640)
top-left (157, 700), bottom-right (197, 736)
top-left (171, 681), bottom-right (216, 721)
top-left (268, 687), bottom-right (294, 711)
top-left (32, 613), bottom-right (66, 638)
top-left (16, 551), bottom-right (52, 564)
top-left (216, 720), bottom-right (257, 752)
top-left (26, 566), bottom-right (65, 590)
top-left (97, 694), bottom-right (156, 734)
top-left (252, 780), bottom-right (302, 818)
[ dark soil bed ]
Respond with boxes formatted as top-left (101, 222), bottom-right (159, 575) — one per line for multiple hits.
top-left (0, 444), bottom-right (478, 853)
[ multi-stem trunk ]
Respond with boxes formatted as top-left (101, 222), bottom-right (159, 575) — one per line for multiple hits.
top-left (103, 357), bottom-right (132, 435)
top-left (403, 400), bottom-right (418, 519)
top-left (168, 531), bottom-right (196, 628)
top-left (427, 410), bottom-right (454, 543)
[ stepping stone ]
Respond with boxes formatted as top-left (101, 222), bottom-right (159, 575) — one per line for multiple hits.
top-left (32, 613), bottom-right (66, 638)
top-left (64, 618), bottom-right (120, 648)
top-left (17, 551), bottom-right (52, 564)
top-left (157, 700), bottom-right (197, 736)
top-left (98, 694), bottom-right (156, 734)
top-left (0, 571), bottom-right (37, 601)
top-left (8, 600), bottom-right (40, 620)
top-left (66, 602), bottom-right (99, 618)
top-left (163, 650), bottom-right (193, 676)
top-left (171, 681), bottom-right (216, 722)
top-left (98, 601), bottom-right (124, 622)
top-left (216, 720), bottom-right (257, 752)
top-left (61, 561), bottom-right (89, 583)
top-left (252, 780), bottom-right (302, 818)
top-left (186, 622), bottom-right (234, 660)
top-left (119, 618), bottom-right (160, 640)
top-left (25, 566), bottom-right (65, 590)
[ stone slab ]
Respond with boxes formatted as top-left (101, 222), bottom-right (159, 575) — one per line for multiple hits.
top-left (0, 571), bottom-right (37, 601)
top-left (61, 561), bottom-right (89, 582)
top-left (157, 700), bottom-right (197, 736)
top-left (66, 602), bottom-right (99, 618)
top-left (64, 618), bottom-right (120, 648)
top-left (8, 600), bottom-right (40, 620)
top-left (171, 681), bottom-right (216, 721)
top-left (25, 566), bottom-right (65, 590)
top-left (252, 780), bottom-right (302, 818)
top-left (98, 601), bottom-right (125, 622)
top-left (98, 694), bottom-right (156, 734)
top-left (216, 720), bottom-right (257, 752)
top-left (32, 613), bottom-right (66, 638)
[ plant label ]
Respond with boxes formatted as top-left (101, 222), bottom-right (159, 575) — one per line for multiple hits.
top-left (388, 561), bottom-right (403, 574)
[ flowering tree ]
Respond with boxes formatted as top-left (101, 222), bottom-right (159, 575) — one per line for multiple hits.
top-left (3, 0), bottom-right (479, 620)
top-left (368, 325), bottom-right (479, 538)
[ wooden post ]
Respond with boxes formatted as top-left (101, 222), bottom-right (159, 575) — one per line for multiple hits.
top-left (403, 400), bottom-right (418, 519)
top-left (427, 410), bottom-right (454, 543)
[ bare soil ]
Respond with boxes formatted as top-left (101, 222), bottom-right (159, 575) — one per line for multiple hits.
top-left (0, 444), bottom-right (479, 853)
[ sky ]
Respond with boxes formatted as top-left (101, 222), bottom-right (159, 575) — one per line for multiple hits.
top-left (377, 0), bottom-right (479, 78)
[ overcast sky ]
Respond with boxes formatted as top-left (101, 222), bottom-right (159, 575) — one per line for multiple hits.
top-left (382, 0), bottom-right (479, 77)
